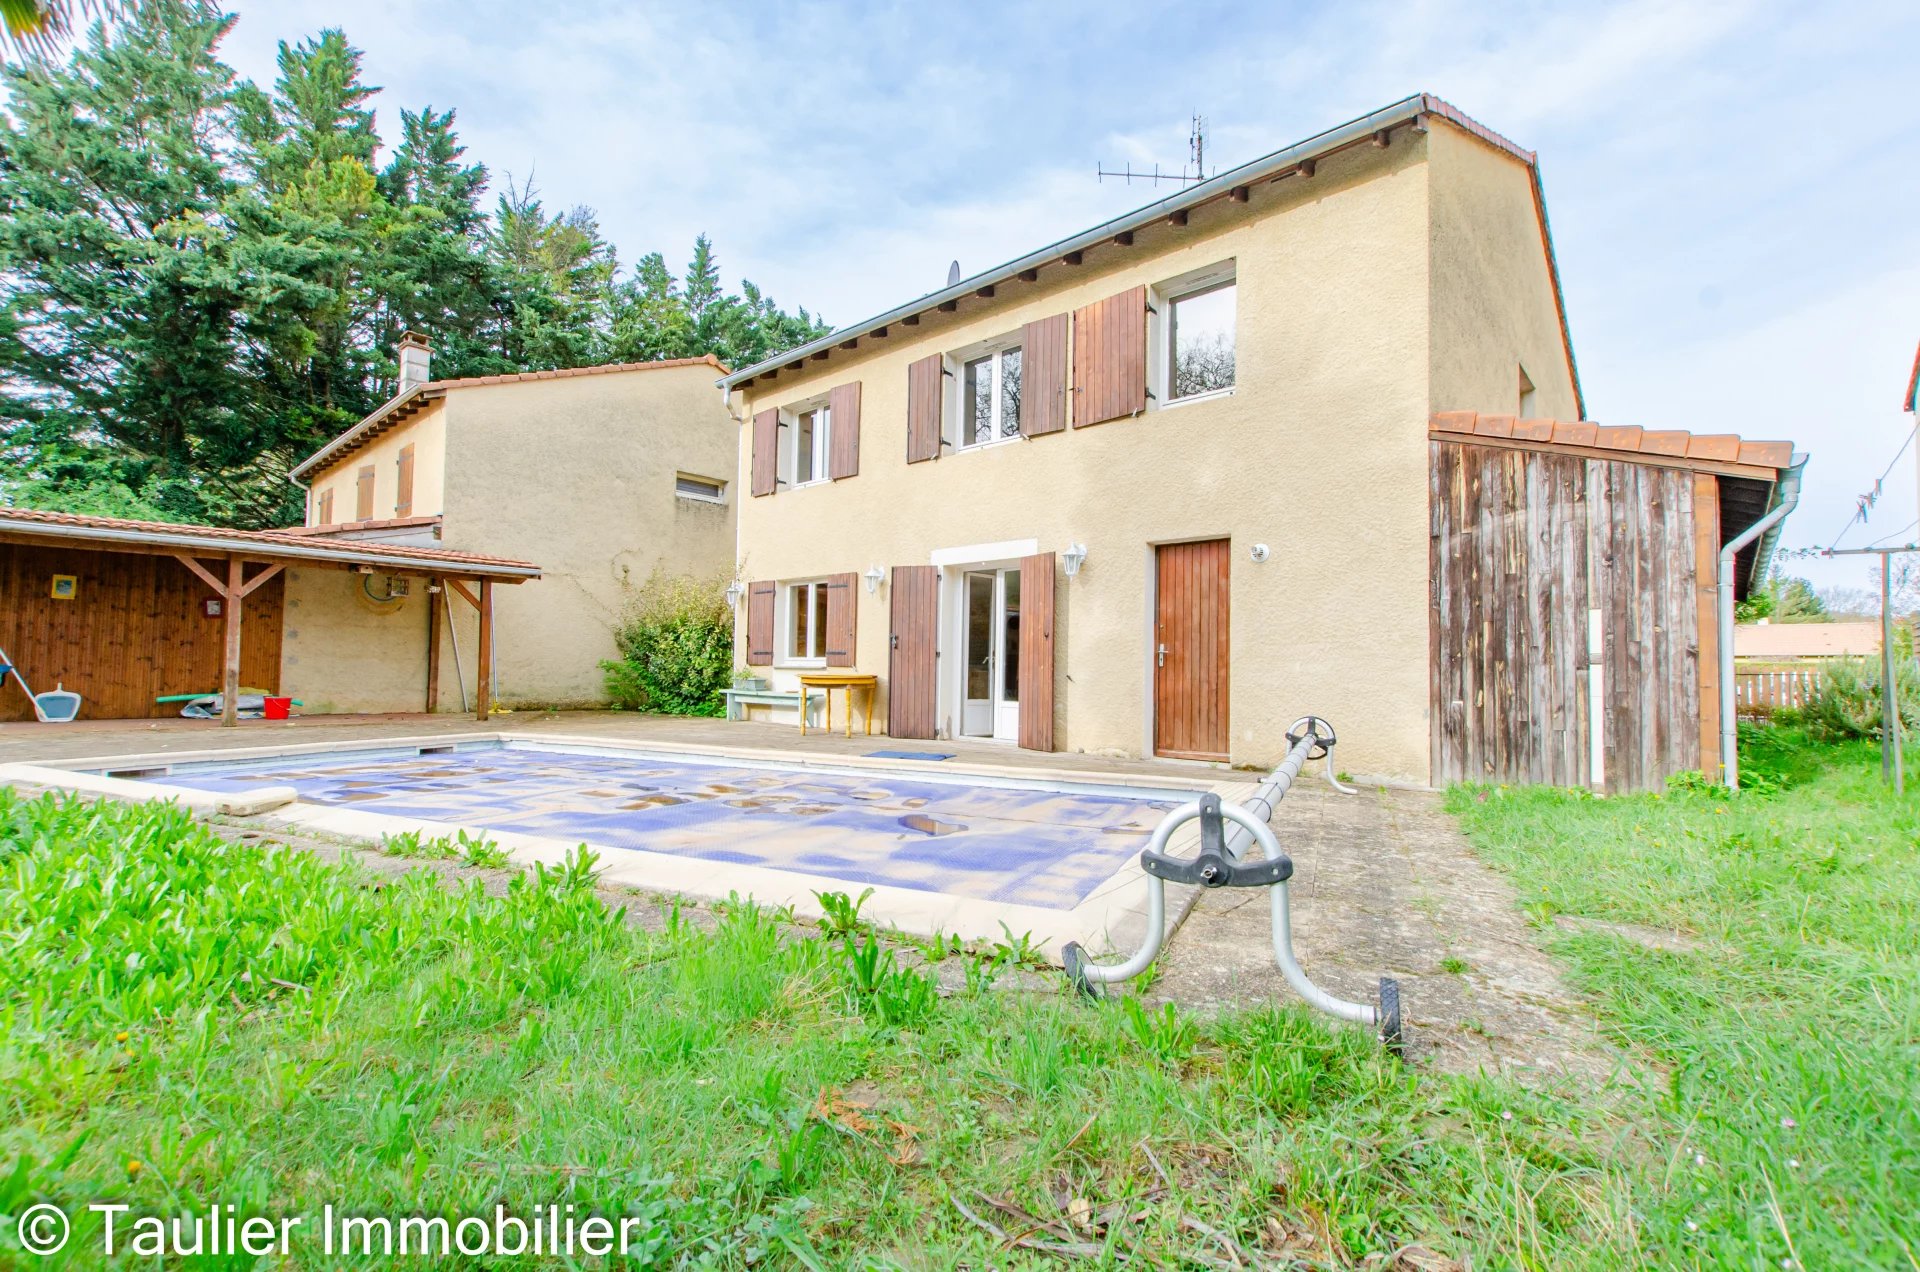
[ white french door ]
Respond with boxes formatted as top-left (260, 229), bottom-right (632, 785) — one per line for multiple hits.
top-left (961, 568), bottom-right (1021, 741)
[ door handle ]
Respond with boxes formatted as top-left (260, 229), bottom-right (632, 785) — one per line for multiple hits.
top-left (1157, 643), bottom-right (1169, 668)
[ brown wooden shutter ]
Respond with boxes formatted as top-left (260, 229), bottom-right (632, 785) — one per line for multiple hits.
top-left (316, 489), bottom-right (334, 526)
top-left (906, 354), bottom-right (944, 464)
top-left (745, 581), bottom-right (775, 666)
top-left (395, 444), bottom-right (415, 517)
top-left (355, 464), bottom-right (376, 520)
top-left (887, 565), bottom-right (938, 737)
top-left (1018, 552), bottom-right (1055, 751)
top-left (1020, 313), bottom-right (1070, 437)
top-left (824, 571), bottom-right (856, 666)
top-left (751, 409), bottom-right (779, 496)
top-left (1072, 285), bottom-right (1148, 428)
top-left (828, 382), bottom-right (861, 479)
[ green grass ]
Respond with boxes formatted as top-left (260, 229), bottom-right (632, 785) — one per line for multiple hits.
top-left (0, 726), bottom-right (1911, 1267)
top-left (1446, 726), bottom-right (1920, 1268)
top-left (0, 790), bottom-right (1632, 1267)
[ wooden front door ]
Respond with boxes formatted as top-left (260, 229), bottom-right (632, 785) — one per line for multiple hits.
top-left (888, 565), bottom-right (939, 738)
top-left (1154, 539), bottom-right (1230, 760)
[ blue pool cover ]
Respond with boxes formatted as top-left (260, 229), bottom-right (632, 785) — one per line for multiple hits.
top-left (151, 747), bottom-right (1177, 910)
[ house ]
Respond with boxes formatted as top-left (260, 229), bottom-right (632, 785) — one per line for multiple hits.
top-left (716, 94), bottom-right (1800, 789)
top-left (1735, 621), bottom-right (1880, 661)
top-left (283, 340), bottom-right (737, 713)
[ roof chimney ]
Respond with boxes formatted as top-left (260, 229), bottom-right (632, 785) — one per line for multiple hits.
top-left (397, 331), bottom-right (432, 396)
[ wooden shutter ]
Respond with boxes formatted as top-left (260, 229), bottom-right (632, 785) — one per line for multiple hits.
top-left (395, 444), bottom-right (415, 517)
top-left (828, 382), bottom-right (861, 479)
top-left (1018, 552), bottom-right (1056, 750)
top-left (824, 571), bottom-right (856, 666)
top-left (887, 565), bottom-right (938, 738)
top-left (906, 354), bottom-right (944, 464)
top-left (1020, 313), bottom-right (1070, 437)
top-left (316, 489), bottom-right (334, 525)
top-left (745, 581), bottom-right (775, 666)
top-left (355, 464), bottom-right (375, 520)
top-left (751, 409), bottom-right (779, 496)
top-left (1072, 285), bottom-right (1148, 428)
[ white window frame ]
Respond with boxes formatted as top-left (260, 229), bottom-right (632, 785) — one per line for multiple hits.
top-left (781, 397), bottom-right (833, 489)
top-left (674, 473), bottom-right (727, 504)
top-left (779, 578), bottom-right (831, 667)
top-left (945, 333), bottom-right (1025, 452)
top-left (1149, 260), bottom-right (1238, 411)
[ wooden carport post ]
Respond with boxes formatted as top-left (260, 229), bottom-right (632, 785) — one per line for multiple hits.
top-left (426, 577), bottom-right (442, 713)
top-left (222, 557), bottom-right (243, 726)
top-left (475, 579), bottom-right (493, 723)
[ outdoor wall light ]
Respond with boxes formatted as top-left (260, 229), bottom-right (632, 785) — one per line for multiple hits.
top-left (1062, 543), bottom-right (1089, 578)
top-left (724, 581), bottom-right (745, 608)
top-left (864, 565), bottom-right (885, 594)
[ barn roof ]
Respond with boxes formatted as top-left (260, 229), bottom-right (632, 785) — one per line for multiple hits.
top-left (0, 508), bottom-right (541, 580)
top-left (1429, 410), bottom-right (1804, 598)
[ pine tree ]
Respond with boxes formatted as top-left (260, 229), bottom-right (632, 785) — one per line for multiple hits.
top-left (0, 0), bottom-right (245, 520)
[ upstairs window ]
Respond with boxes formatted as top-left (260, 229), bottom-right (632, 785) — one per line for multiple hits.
top-left (951, 337), bottom-right (1023, 449)
top-left (786, 401), bottom-right (832, 487)
top-left (1153, 262), bottom-right (1237, 406)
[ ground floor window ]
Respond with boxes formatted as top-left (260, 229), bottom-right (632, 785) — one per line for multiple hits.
top-left (785, 580), bottom-right (830, 663)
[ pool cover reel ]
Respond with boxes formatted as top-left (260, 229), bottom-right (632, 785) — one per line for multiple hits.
top-left (1063, 716), bottom-right (1404, 1052)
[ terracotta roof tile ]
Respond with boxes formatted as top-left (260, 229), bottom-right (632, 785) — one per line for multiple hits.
top-left (0, 507), bottom-right (538, 574)
top-left (1430, 412), bottom-right (1794, 474)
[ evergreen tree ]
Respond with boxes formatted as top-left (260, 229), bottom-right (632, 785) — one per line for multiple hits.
top-left (0, 2), bottom-right (831, 527)
top-left (0, 0), bottom-right (245, 520)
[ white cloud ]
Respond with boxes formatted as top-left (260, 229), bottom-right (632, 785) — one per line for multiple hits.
top-left (221, 0), bottom-right (1920, 583)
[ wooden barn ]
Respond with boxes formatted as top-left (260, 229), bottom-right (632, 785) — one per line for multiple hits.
top-left (0, 509), bottom-right (538, 726)
top-left (1429, 412), bottom-right (1800, 793)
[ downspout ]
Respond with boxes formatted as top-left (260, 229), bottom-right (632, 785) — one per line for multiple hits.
top-left (1718, 456), bottom-right (1807, 788)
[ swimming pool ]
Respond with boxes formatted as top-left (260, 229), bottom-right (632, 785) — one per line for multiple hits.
top-left (6, 733), bottom-right (1229, 957)
top-left (135, 743), bottom-right (1178, 911)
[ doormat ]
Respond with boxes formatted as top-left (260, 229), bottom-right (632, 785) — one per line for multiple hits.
top-left (864, 750), bottom-right (956, 761)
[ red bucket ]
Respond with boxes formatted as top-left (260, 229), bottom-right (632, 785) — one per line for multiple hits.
top-left (262, 696), bottom-right (292, 720)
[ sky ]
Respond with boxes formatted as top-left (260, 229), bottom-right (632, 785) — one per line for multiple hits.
top-left (218, 0), bottom-right (1920, 595)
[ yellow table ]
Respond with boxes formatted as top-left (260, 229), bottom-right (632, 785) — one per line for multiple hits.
top-left (798, 672), bottom-right (878, 737)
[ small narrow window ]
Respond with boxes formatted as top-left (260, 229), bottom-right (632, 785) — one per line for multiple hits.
top-left (675, 474), bottom-right (726, 502)
top-left (1518, 364), bottom-right (1538, 417)
top-left (354, 464), bottom-right (375, 521)
top-left (1167, 278), bottom-right (1236, 401)
top-left (395, 444), bottom-right (415, 517)
top-left (786, 580), bottom-right (830, 661)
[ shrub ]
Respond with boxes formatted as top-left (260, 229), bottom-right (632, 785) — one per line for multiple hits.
top-left (601, 571), bottom-right (734, 716)
top-left (1800, 655), bottom-right (1920, 741)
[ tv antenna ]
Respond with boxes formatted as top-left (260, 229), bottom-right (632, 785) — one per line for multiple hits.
top-left (1098, 114), bottom-right (1210, 187)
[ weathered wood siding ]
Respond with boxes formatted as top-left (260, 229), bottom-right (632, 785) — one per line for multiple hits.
top-left (1430, 441), bottom-right (1703, 792)
top-left (0, 543), bottom-right (284, 721)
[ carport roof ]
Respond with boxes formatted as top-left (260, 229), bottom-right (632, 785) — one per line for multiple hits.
top-left (0, 508), bottom-right (541, 580)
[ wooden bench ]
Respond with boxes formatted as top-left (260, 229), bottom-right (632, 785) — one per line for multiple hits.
top-left (719, 687), bottom-right (816, 723)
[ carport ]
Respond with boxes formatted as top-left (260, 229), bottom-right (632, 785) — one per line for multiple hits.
top-left (0, 509), bottom-right (539, 726)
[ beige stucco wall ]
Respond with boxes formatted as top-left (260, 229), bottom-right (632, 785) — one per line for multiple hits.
top-left (305, 404), bottom-right (448, 523)
top-left (1426, 124), bottom-right (1580, 420)
top-left (280, 567), bottom-right (432, 714)
top-left (734, 135), bottom-right (1436, 778)
top-left (438, 364), bottom-right (738, 707)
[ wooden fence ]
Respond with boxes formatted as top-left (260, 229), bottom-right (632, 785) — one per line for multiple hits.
top-left (1734, 664), bottom-right (1820, 717)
